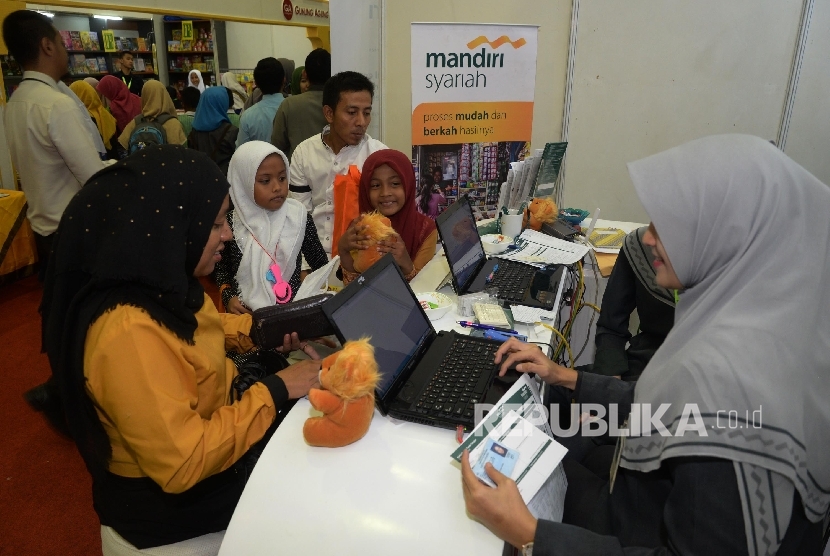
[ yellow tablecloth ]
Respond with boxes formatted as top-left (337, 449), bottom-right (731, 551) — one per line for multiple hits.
top-left (0, 190), bottom-right (38, 284)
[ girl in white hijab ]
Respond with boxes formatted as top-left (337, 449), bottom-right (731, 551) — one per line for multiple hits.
top-left (461, 134), bottom-right (830, 555)
top-left (214, 141), bottom-right (328, 314)
top-left (188, 69), bottom-right (206, 93)
top-left (221, 71), bottom-right (248, 113)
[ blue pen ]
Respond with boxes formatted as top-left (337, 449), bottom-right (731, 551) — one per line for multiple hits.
top-left (457, 321), bottom-right (518, 335)
top-left (485, 263), bottom-right (499, 284)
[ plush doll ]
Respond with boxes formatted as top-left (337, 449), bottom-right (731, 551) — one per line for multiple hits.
top-left (351, 211), bottom-right (397, 273)
top-left (303, 338), bottom-right (380, 448)
top-left (524, 197), bottom-right (558, 231)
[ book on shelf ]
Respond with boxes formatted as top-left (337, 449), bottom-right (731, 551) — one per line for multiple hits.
top-left (172, 30), bottom-right (182, 41)
top-left (59, 31), bottom-right (72, 50)
top-left (85, 58), bottom-right (99, 73)
top-left (70, 31), bottom-right (83, 51)
top-left (134, 58), bottom-right (146, 72)
top-left (168, 40), bottom-right (181, 52)
top-left (137, 38), bottom-right (147, 51)
top-left (1, 55), bottom-right (21, 76)
top-left (89, 31), bottom-right (100, 50)
top-left (144, 62), bottom-right (154, 74)
top-left (181, 40), bottom-right (192, 51)
top-left (192, 62), bottom-right (206, 72)
top-left (72, 54), bottom-right (88, 74)
top-left (97, 57), bottom-right (108, 73)
top-left (80, 32), bottom-right (92, 51)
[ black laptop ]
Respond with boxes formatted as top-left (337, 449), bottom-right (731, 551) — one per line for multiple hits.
top-left (436, 195), bottom-right (566, 310)
top-left (322, 254), bottom-right (521, 431)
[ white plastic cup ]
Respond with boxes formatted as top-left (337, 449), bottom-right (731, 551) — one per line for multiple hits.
top-left (501, 213), bottom-right (523, 238)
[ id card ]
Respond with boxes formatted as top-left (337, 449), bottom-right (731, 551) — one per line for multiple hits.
top-left (472, 439), bottom-right (519, 487)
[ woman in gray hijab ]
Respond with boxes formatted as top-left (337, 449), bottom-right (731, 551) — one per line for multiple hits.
top-left (460, 135), bottom-right (830, 555)
top-left (277, 58), bottom-right (294, 97)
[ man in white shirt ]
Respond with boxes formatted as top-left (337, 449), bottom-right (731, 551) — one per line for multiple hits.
top-left (3, 10), bottom-right (108, 433)
top-left (3, 10), bottom-right (108, 280)
top-left (289, 71), bottom-right (387, 258)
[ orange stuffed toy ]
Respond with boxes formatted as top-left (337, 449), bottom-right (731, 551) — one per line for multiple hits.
top-left (524, 197), bottom-right (558, 231)
top-left (303, 338), bottom-right (380, 448)
top-left (350, 211), bottom-right (397, 273)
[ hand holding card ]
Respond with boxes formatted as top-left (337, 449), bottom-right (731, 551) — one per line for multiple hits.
top-left (472, 439), bottom-right (519, 487)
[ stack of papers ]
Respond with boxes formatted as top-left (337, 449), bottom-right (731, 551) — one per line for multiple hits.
top-left (496, 229), bottom-right (590, 266)
top-left (452, 374), bottom-right (568, 521)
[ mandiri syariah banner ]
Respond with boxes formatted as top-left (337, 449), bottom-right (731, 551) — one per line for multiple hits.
top-left (411, 23), bottom-right (538, 220)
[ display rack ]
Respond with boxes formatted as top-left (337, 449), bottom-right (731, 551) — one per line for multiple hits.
top-left (2, 15), bottom-right (155, 99)
top-left (164, 18), bottom-right (216, 91)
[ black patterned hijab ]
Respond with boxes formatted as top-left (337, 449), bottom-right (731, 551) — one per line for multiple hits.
top-left (621, 226), bottom-right (675, 307)
top-left (41, 145), bottom-right (229, 478)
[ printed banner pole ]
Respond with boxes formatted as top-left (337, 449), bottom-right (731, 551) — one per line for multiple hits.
top-left (411, 23), bottom-right (538, 220)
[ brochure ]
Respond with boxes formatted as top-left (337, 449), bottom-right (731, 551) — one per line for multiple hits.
top-left (496, 228), bottom-right (589, 266)
top-left (451, 374), bottom-right (568, 520)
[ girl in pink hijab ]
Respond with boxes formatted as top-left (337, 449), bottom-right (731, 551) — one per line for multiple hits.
top-left (96, 75), bottom-right (141, 135)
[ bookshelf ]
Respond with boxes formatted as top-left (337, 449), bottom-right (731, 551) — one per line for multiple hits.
top-left (163, 18), bottom-right (216, 92)
top-left (54, 15), bottom-right (156, 81)
top-left (2, 13), bottom-right (156, 99)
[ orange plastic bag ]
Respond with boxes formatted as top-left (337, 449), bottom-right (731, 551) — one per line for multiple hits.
top-left (331, 164), bottom-right (362, 257)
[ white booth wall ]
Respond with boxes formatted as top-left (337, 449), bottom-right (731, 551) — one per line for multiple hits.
top-left (370, 0), bottom-right (830, 223)
top-left (782, 0), bottom-right (830, 187)
top-left (224, 21), bottom-right (313, 73)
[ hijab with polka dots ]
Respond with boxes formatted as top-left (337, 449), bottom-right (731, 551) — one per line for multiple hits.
top-left (41, 145), bottom-right (229, 476)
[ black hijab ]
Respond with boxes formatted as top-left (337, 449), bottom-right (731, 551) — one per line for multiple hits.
top-left (41, 145), bottom-right (229, 479)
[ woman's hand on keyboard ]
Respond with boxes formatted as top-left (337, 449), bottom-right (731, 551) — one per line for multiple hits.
top-left (494, 337), bottom-right (578, 389)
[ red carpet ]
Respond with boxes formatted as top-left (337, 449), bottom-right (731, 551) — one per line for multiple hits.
top-left (0, 275), bottom-right (99, 555)
top-left (0, 275), bottom-right (222, 555)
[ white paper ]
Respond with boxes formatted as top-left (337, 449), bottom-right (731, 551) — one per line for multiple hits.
top-left (496, 229), bottom-right (590, 265)
top-left (462, 410), bottom-right (568, 505)
top-left (528, 463), bottom-right (568, 522)
top-left (510, 305), bottom-right (558, 324)
top-left (294, 256), bottom-right (340, 300)
top-left (517, 154), bottom-right (542, 206)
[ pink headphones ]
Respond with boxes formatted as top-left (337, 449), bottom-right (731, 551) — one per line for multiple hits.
top-left (266, 262), bottom-right (292, 304)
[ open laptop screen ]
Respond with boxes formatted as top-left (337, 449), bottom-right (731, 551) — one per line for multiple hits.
top-left (437, 198), bottom-right (485, 292)
top-left (327, 263), bottom-right (432, 398)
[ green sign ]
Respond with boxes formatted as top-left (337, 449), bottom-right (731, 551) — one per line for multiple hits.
top-left (102, 30), bottom-right (116, 52)
top-left (181, 21), bottom-right (194, 41)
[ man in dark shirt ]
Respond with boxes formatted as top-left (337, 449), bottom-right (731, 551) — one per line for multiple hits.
top-left (112, 51), bottom-right (144, 96)
top-left (270, 48), bottom-right (331, 160)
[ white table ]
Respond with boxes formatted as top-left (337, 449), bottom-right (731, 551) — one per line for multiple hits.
top-left (219, 252), bottom-right (555, 555)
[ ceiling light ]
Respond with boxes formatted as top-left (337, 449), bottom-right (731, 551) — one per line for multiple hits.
top-left (93, 15), bottom-right (122, 21)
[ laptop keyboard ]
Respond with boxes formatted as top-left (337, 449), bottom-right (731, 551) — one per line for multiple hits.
top-left (488, 260), bottom-right (535, 303)
top-left (413, 337), bottom-right (499, 421)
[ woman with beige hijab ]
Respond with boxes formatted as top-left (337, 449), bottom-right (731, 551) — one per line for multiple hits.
top-left (118, 80), bottom-right (188, 150)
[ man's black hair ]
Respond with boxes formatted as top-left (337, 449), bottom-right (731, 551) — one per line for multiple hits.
top-left (180, 86), bottom-right (201, 111)
top-left (322, 71), bottom-right (374, 111)
top-left (2, 10), bottom-right (58, 67)
top-left (253, 57), bottom-right (285, 96)
top-left (165, 85), bottom-right (181, 109)
top-left (118, 51), bottom-right (133, 59)
top-left (304, 48), bottom-right (331, 86)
